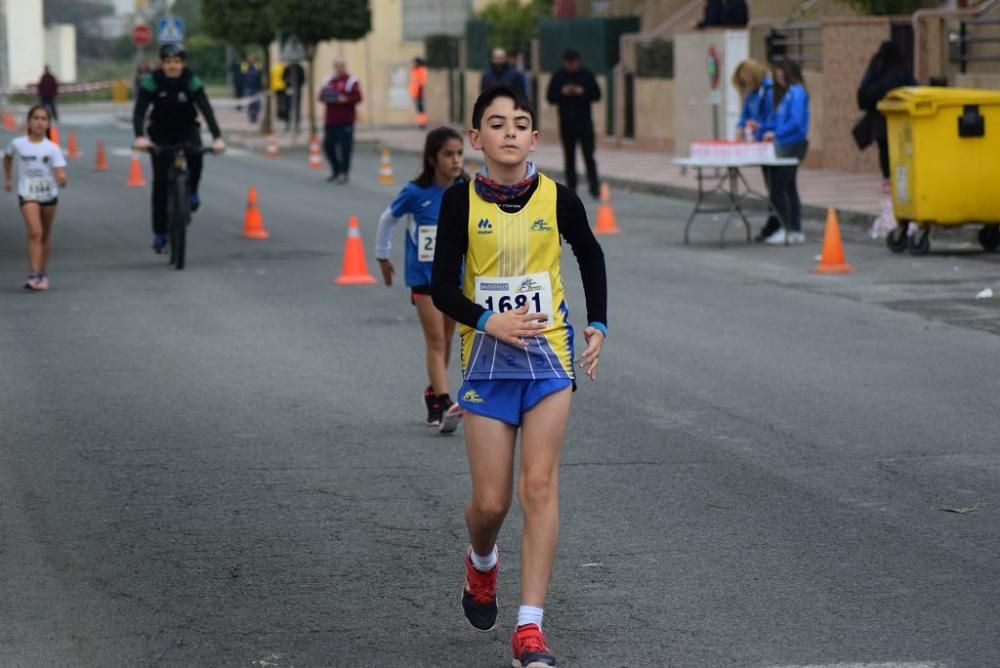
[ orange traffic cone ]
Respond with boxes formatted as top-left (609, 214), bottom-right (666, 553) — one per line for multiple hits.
top-left (242, 187), bottom-right (270, 239)
top-left (594, 183), bottom-right (620, 235)
top-left (49, 124), bottom-right (61, 149)
top-left (66, 131), bottom-right (82, 159)
top-left (416, 112), bottom-right (428, 129)
top-left (265, 133), bottom-right (279, 158)
top-left (812, 208), bottom-right (855, 274)
top-left (333, 215), bottom-right (377, 285)
top-left (2, 113), bottom-right (15, 132)
top-left (307, 135), bottom-right (322, 170)
top-left (126, 152), bottom-right (146, 187)
top-left (94, 140), bottom-right (109, 171)
top-left (378, 147), bottom-right (395, 185)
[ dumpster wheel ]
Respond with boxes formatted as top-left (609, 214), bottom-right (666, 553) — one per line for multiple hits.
top-left (909, 227), bottom-right (931, 255)
top-left (887, 224), bottom-right (908, 254)
top-left (978, 225), bottom-right (1000, 252)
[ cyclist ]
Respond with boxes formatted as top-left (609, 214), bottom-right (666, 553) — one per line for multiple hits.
top-left (133, 43), bottom-right (225, 253)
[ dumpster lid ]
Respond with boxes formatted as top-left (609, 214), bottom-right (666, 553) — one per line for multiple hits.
top-left (878, 86), bottom-right (1000, 113)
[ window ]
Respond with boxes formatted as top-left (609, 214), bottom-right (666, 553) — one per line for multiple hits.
top-left (402, 0), bottom-right (472, 42)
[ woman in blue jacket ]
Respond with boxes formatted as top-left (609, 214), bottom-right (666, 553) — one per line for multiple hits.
top-left (733, 59), bottom-right (773, 141)
top-left (762, 59), bottom-right (810, 245)
top-left (732, 59), bottom-right (781, 241)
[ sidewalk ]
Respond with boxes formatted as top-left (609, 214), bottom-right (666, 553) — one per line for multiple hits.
top-left (216, 104), bottom-right (884, 225)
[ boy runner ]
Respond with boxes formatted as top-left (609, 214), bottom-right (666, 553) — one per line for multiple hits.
top-left (431, 84), bottom-right (608, 667)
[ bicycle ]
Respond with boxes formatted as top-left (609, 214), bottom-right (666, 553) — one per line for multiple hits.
top-left (148, 144), bottom-right (214, 270)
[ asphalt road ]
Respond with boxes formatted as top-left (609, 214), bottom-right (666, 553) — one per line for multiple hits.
top-left (1, 109), bottom-right (998, 668)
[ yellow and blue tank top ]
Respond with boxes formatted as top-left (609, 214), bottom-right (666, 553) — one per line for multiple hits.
top-left (460, 174), bottom-right (575, 381)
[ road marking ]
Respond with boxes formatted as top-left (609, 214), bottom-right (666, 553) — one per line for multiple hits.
top-left (767, 662), bottom-right (949, 668)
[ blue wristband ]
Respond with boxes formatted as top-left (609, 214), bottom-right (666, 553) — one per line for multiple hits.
top-left (476, 310), bottom-right (495, 332)
top-left (588, 322), bottom-right (608, 337)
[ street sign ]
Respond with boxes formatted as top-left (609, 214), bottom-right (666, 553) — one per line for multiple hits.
top-left (130, 24), bottom-right (152, 48)
top-left (278, 32), bottom-right (306, 62)
top-left (157, 16), bottom-right (185, 44)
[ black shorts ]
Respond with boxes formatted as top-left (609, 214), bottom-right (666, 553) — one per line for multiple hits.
top-left (411, 284), bottom-right (431, 305)
top-left (19, 197), bottom-right (58, 208)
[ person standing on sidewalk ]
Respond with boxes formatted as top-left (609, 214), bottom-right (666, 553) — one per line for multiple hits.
top-left (546, 49), bottom-right (602, 199)
top-left (762, 59), bottom-right (809, 245)
top-left (319, 59), bottom-right (363, 184)
top-left (410, 57), bottom-right (428, 128)
top-left (732, 59), bottom-right (780, 242)
top-left (243, 55), bottom-right (263, 125)
top-left (271, 60), bottom-right (289, 128)
top-left (480, 48), bottom-right (527, 94)
top-left (856, 41), bottom-right (916, 193)
top-left (282, 60), bottom-right (306, 133)
top-left (37, 67), bottom-right (59, 122)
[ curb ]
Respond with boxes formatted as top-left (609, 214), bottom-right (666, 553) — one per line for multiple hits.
top-left (227, 134), bottom-right (878, 229)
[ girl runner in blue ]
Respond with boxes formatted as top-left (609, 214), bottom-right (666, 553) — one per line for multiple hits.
top-left (375, 127), bottom-right (467, 432)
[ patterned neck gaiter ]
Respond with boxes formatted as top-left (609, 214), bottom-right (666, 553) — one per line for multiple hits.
top-left (473, 162), bottom-right (538, 203)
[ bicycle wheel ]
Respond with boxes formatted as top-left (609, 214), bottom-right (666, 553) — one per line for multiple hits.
top-left (169, 171), bottom-right (189, 270)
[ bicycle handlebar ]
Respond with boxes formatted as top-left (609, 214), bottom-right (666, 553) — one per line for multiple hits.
top-left (144, 144), bottom-right (219, 156)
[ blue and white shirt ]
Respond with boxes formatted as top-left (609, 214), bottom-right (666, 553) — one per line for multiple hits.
top-left (375, 181), bottom-right (449, 287)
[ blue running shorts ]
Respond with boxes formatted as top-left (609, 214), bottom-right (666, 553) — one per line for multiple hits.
top-left (457, 378), bottom-right (573, 427)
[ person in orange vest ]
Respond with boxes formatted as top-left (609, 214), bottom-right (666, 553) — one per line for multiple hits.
top-left (409, 57), bottom-right (428, 129)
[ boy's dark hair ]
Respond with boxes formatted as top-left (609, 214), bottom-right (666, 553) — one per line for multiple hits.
top-left (471, 84), bottom-right (536, 130)
top-left (414, 126), bottom-right (464, 188)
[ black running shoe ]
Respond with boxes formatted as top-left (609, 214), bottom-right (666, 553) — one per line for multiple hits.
top-left (424, 385), bottom-right (442, 427)
top-left (462, 552), bottom-right (499, 632)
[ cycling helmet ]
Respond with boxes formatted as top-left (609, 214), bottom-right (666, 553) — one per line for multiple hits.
top-left (159, 43), bottom-right (186, 60)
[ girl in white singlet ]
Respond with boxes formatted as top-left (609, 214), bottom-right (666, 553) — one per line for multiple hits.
top-left (3, 105), bottom-right (68, 291)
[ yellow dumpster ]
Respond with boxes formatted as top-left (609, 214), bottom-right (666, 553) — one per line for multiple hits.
top-left (877, 86), bottom-right (1000, 254)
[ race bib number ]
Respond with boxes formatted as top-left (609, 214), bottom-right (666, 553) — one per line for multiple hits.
top-left (475, 272), bottom-right (553, 320)
top-left (24, 178), bottom-right (53, 201)
top-left (417, 225), bottom-right (436, 262)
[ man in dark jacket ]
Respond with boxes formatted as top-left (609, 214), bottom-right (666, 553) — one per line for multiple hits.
top-left (480, 48), bottom-right (527, 93)
top-left (546, 49), bottom-right (601, 198)
top-left (282, 61), bottom-right (306, 133)
top-left (38, 67), bottom-right (59, 121)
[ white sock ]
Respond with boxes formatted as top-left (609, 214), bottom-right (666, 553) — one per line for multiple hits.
top-left (469, 545), bottom-right (497, 572)
top-left (516, 605), bottom-right (544, 629)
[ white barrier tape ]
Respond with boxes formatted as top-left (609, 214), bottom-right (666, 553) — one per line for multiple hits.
top-left (0, 80), bottom-right (122, 95)
top-left (208, 93), bottom-right (268, 109)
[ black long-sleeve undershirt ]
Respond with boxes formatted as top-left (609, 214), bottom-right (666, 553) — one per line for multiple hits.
top-left (431, 178), bottom-right (608, 332)
top-left (133, 81), bottom-right (222, 141)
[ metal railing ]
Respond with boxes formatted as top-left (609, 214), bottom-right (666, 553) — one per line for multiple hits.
top-left (913, 0), bottom-right (1000, 82)
top-left (951, 16), bottom-right (1000, 73)
top-left (764, 22), bottom-right (823, 68)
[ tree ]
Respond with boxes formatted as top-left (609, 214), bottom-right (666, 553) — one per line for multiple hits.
top-left (271, 0), bottom-right (372, 135)
top-left (202, 0), bottom-right (277, 133)
top-left (476, 0), bottom-right (553, 59)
